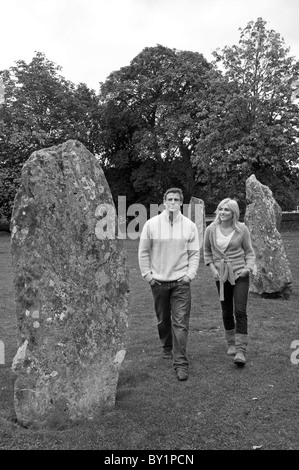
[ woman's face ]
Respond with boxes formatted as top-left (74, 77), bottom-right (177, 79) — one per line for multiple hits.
top-left (218, 203), bottom-right (233, 223)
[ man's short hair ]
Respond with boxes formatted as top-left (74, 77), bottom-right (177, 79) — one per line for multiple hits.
top-left (163, 187), bottom-right (184, 202)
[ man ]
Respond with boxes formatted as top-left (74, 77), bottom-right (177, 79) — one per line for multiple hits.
top-left (138, 188), bottom-right (199, 381)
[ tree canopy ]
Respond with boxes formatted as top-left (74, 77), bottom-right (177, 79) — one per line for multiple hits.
top-left (191, 17), bottom-right (299, 210)
top-left (98, 44), bottom-right (215, 207)
top-left (0, 52), bottom-right (101, 219)
top-left (1, 18), bottom-right (299, 221)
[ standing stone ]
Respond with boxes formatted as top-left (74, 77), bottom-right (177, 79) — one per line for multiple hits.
top-left (244, 174), bottom-right (292, 299)
top-left (187, 197), bottom-right (206, 251)
top-left (10, 140), bottom-right (129, 428)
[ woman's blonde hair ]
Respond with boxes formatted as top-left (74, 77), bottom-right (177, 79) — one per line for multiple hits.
top-left (214, 198), bottom-right (241, 232)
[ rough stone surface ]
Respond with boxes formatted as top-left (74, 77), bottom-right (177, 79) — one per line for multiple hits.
top-left (10, 140), bottom-right (129, 427)
top-left (188, 197), bottom-right (206, 251)
top-left (244, 174), bottom-right (292, 299)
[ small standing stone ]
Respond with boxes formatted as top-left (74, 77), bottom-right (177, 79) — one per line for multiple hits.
top-left (244, 174), bottom-right (292, 299)
top-left (10, 140), bottom-right (129, 427)
top-left (188, 196), bottom-right (206, 251)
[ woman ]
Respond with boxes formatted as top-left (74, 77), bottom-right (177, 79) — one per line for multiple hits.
top-left (204, 198), bottom-right (255, 366)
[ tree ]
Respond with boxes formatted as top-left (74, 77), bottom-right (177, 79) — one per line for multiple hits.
top-left (191, 18), bottom-right (299, 211)
top-left (98, 45), bottom-right (214, 207)
top-left (0, 52), bottom-right (101, 220)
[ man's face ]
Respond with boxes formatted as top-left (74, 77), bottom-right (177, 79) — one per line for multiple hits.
top-left (164, 192), bottom-right (182, 213)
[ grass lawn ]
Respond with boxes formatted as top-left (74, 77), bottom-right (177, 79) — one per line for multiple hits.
top-left (0, 229), bottom-right (298, 450)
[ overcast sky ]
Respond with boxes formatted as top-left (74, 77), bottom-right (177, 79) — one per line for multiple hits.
top-left (1, 0), bottom-right (299, 91)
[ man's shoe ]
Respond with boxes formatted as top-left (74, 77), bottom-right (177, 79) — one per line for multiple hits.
top-left (176, 369), bottom-right (189, 381)
top-left (163, 350), bottom-right (173, 359)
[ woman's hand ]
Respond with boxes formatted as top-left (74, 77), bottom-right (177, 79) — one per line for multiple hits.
top-left (239, 268), bottom-right (250, 277)
top-left (209, 264), bottom-right (220, 281)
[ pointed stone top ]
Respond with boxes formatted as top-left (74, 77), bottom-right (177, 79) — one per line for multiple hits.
top-left (246, 174), bottom-right (273, 203)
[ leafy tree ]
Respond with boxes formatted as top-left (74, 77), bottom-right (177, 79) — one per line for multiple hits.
top-left (192, 17), bottom-right (299, 211)
top-left (0, 52), bottom-right (101, 220)
top-left (98, 45), bottom-right (215, 207)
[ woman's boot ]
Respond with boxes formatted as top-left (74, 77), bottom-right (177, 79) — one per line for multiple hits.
top-left (225, 329), bottom-right (236, 356)
top-left (234, 333), bottom-right (248, 367)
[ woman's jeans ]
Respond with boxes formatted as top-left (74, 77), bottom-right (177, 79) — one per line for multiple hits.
top-left (216, 276), bottom-right (249, 334)
top-left (151, 280), bottom-right (191, 371)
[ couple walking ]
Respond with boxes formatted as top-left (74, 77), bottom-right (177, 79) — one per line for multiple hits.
top-left (138, 187), bottom-right (255, 381)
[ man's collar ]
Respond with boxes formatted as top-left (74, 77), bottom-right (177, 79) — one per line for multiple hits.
top-left (163, 209), bottom-right (181, 222)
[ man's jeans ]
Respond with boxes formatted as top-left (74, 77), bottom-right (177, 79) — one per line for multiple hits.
top-left (151, 280), bottom-right (191, 371)
top-left (216, 276), bottom-right (249, 334)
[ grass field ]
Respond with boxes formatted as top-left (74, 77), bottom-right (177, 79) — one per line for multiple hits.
top-left (0, 230), bottom-right (298, 450)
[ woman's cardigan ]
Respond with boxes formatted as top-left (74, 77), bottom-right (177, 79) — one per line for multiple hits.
top-left (204, 222), bottom-right (256, 301)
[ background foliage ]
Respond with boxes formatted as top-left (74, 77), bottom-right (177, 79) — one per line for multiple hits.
top-left (0, 53), bottom-right (101, 219)
top-left (192, 18), bottom-right (299, 211)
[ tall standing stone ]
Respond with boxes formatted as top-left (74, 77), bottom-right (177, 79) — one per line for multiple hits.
top-left (188, 197), bottom-right (206, 251)
top-left (244, 174), bottom-right (292, 299)
top-left (10, 140), bottom-right (129, 427)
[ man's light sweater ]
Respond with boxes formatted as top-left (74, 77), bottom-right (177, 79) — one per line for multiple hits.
top-left (138, 210), bottom-right (200, 282)
top-left (204, 221), bottom-right (256, 300)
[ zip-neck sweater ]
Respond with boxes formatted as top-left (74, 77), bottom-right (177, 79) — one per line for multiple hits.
top-left (138, 210), bottom-right (199, 282)
top-left (204, 222), bottom-right (255, 300)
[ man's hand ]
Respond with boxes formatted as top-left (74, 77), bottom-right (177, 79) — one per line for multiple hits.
top-left (149, 279), bottom-right (161, 286)
top-left (180, 275), bottom-right (191, 283)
